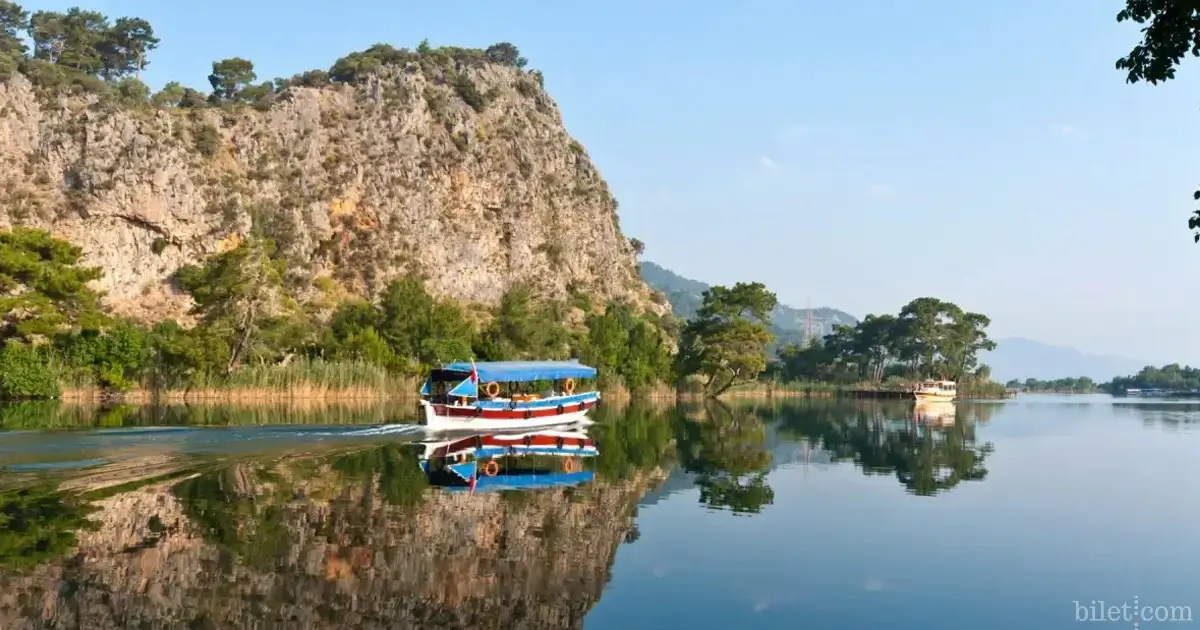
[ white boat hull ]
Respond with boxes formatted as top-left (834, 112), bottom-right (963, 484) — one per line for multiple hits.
top-left (913, 393), bottom-right (955, 403)
top-left (419, 400), bottom-right (596, 432)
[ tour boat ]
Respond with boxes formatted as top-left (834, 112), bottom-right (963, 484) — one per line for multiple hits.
top-left (912, 379), bottom-right (957, 403)
top-left (417, 360), bottom-right (600, 431)
top-left (414, 427), bottom-right (598, 492)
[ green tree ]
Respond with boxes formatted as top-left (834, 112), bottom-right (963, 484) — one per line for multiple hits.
top-left (27, 8), bottom-right (109, 74)
top-left (55, 319), bottom-right (150, 390)
top-left (176, 238), bottom-right (289, 373)
top-left (207, 57), bottom-right (256, 102)
top-left (0, 227), bottom-right (105, 344)
top-left (476, 283), bottom-right (569, 361)
top-left (484, 42), bottom-right (527, 68)
top-left (0, 341), bottom-right (59, 398)
top-left (145, 319), bottom-right (229, 389)
top-left (1112, 1), bottom-right (1200, 240)
top-left (577, 301), bottom-right (672, 392)
top-left (375, 274), bottom-right (475, 370)
top-left (0, 1), bottom-right (28, 58)
top-left (99, 16), bottom-right (158, 79)
top-left (0, 0), bottom-right (22, 79)
top-left (939, 311), bottom-right (996, 381)
top-left (676, 282), bottom-right (777, 396)
top-left (150, 80), bottom-right (185, 106)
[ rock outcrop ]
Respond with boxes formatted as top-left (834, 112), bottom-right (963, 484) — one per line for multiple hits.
top-left (0, 59), bottom-right (660, 322)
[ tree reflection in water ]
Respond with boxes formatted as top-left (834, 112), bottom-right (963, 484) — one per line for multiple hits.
top-left (774, 401), bottom-right (993, 496)
top-left (673, 401), bottom-right (775, 515)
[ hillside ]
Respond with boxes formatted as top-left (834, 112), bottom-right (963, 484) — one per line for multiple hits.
top-left (981, 337), bottom-right (1147, 383)
top-left (0, 39), bottom-right (661, 323)
top-left (639, 261), bottom-right (858, 346)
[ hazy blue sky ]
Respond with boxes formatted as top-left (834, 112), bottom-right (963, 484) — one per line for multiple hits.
top-left (21, 0), bottom-right (1200, 364)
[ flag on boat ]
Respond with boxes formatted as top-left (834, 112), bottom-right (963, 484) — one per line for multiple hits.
top-left (470, 360), bottom-right (479, 384)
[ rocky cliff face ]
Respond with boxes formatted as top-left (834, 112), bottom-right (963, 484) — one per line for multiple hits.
top-left (0, 462), bottom-right (665, 629)
top-left (0, 61), bottom-right (659, 322)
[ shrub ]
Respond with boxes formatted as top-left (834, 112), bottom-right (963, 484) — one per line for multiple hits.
top-left (0, 343), bottom-right (60, 399)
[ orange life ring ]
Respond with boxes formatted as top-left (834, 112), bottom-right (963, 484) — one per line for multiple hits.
top-left (484, 381), bottom-right (501, 398)
top-left (563, 378), bottom-right (576, 394)
top-left (483, 460), bottom-right (500, 477)
top-left (562, 457), bottom-right (578, 473)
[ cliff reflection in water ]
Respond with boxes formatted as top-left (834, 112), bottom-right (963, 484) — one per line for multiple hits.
top-left (0, 399), bottom-right (994, 628)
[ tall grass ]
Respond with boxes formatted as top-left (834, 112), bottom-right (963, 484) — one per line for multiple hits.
top-left (61, 358), bottom-right (421, 403)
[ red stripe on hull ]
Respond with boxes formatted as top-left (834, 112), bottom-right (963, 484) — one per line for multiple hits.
top-left (432, 400), bottom-right (595, 420)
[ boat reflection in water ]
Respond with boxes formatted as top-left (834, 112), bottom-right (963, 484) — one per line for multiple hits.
top-left (413, 424), bottom-right (599, 492)
top-left (913, 401), bottom-right (957, 426)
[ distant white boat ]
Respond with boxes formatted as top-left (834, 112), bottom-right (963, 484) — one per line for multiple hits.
top-left (912, 379), bottom-right (956, 403)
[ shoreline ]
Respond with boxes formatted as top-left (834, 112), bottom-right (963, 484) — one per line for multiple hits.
top-left (41, 382), bottom-right (1008, 407)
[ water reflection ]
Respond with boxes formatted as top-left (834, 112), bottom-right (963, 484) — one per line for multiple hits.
top-left (414, 427), bottom-right (598, 491)
top-left (674, 402), bottom-right (774, 515)
top-left (7, 397), bottom-right (1198, 628)
top-left (771, 401), bottom-right (993, 496)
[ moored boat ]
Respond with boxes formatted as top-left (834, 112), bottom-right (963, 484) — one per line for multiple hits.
top-left (418, 360), bottom-right (600, 431)
top-left (414, 427), bottom-right (598, 492)
top-left (911, 379), bottom-right (956, 403)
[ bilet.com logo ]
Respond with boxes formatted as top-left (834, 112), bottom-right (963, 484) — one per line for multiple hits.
top-left (1076, 597), bottom-right (1194, 627)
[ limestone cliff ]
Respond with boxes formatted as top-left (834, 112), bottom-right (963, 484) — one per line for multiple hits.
top-left (0, 461), bottom-right (666, 629)
top-left (0, 59), bottom-right (660, 322)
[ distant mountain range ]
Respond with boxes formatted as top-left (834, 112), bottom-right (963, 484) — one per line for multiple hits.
top-left (980, 338), bottom-right (1147, 384)
top-left (639, 262), bottom-right (858, 350)
top-left (639, 262), bottom-right (1147, 383)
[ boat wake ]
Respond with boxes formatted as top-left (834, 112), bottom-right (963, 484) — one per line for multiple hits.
top-left (338, 423), bottom-right (425, 438)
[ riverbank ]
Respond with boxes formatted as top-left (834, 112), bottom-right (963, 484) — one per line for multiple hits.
top-left (48, 378), bottom-right (1006, 406)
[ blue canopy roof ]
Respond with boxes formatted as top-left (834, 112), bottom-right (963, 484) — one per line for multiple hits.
top-left (441, 360), bottom-right (596, 382)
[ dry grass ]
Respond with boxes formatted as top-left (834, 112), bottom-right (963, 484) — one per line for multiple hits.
top-left (61, 385), bottom-right (418, 407)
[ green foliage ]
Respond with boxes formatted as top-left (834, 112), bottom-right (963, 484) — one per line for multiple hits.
top-left (1006, 376), bottom-right (1098, 393)
top-left (1111, 1), bottom-right (1200, 242)
top-left (451, 74), bottom-right (486, 111)
top-left (0, 227), bottom-right (104, 344)
top-left (207, 57), bottom-right (256, 102)
top-left (674, 403), bottom-right (774, 514)
top-left (1104, 363), bottom-right (1200, 394)
top-left (0, 4), bottom-right (160, 91)
top-left (0, 341), bottom-right (59, 398)
top-left (775, 297), bottom-right (997, 387)
top-left (330, 444), bottom-right (428, 509)
top-left (176, 237), bottom-right (293, 373)
top-left (0, 484), bottom-right (98, 570)
top-left (577, 302), bottom-right (672, 393)
top-left (111, 76), bottom-right (148, 104)
top-left (172, 468), bottom-right (290, 569)
top-left (676, 282), bottom-right (777, 396)
top-left (484, 42), bottom-right (527, 68)
top-left (319, 275), bottom-right (474, 374)
top-left (475, 283), bottom-right (570, 361)
top-left (0, 226), bottom-right (676, 398)
top-left (776, 401), bottom-right (992, 496)
top-left (192, 122), bottom-right (220, 156)
top-left (589, 401), bottom-right (675, 482)
top-left (54, 320), bottom-right (149, 390)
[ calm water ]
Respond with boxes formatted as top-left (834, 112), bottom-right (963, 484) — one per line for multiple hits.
top-left (0, 395), bottom-right (1197, 629)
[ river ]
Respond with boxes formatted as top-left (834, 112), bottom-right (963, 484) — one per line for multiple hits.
top-left (0, 395), bottom-right (1196, 629)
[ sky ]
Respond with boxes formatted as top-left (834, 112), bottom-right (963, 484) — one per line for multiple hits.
top-left (19, 0), bottom-right (1200, 365)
